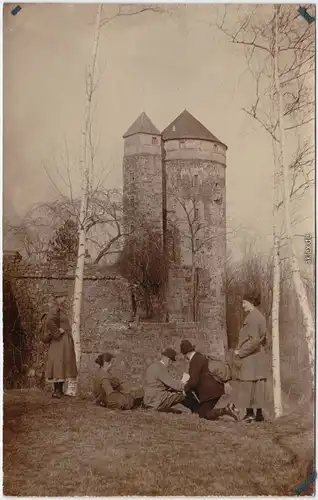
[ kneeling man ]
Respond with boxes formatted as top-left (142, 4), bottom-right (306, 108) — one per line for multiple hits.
top-left (180, 340), bottom-right (239, 421)
top-left (144, 348), bottom-right (185, 412)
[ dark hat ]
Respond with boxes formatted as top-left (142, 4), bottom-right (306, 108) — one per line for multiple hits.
top-left (53, 291), bottom-right (67, 298)
top-left (243, 293), bottom-right (261, 307)
top-left (180, 339), bottom-right (195, 355)
top-left (95, 352), bottom-right (115, 367)
top-left (162, 347), bottom-right (177, 362)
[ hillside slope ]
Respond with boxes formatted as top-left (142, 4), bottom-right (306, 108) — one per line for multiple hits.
top-left (3, 390), bottom-right (314, 496)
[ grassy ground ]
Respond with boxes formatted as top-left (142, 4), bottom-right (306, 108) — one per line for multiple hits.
top-left (3, 389), bottom-right (314, 497)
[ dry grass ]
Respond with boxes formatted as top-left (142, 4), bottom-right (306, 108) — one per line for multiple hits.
top-left (3, 390), bottom-right (314, 497)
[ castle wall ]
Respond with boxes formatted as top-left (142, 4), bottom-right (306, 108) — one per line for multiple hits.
top-left (80, 322), bottom-right (225, 394)
top-left (3, 259), bottom-right (225, 393)
top-left (164, 139), bottom-right (226, 163)
top-left (3, 261), bottom-right (131, 389)
top-left (164, 139), bottom-right (227, 351)
top-left (123, 133), bottom-right (163, 235)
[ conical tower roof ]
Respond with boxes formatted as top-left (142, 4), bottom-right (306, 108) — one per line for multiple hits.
top-left (162, 109), bottom-right (225, 146)
top-left (123, 112), bottom-right (160, 138)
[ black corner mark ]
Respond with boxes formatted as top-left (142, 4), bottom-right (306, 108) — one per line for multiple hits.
top-left (298, 6), bottom-right (315, 24)
top-left (11, 5), bottom-right (22, 16)
top-left (295, 470), bottom-right (317, 495)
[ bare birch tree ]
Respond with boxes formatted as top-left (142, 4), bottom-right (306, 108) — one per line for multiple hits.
top-left (67, 4), bottom-right (166, 395)
top-left (66, 4), bottom-right (103, 395)
top-left (273, 4), bottom-right (314, 380)
top-left (216, 4), bottom-right (315, 384)
top-left (271, 137), bottom-right (283, 418)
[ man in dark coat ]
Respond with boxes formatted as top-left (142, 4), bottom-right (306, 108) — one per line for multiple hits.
top-left (42, 291), bottom-right (78, 398)
top-left (180, 340), bottom-right (239, 421)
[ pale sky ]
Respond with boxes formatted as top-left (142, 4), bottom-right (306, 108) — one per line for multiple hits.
top-left (3, 3), bottom-right (314, 260)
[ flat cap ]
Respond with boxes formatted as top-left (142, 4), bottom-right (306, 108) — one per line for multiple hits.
top-left (162, 347), bottom-right (177, 362)
top-left (243, 293), bottom-right (261, 307)
top-left (180, 339), bottom-right (196, 355)
top-left (95, 352), bottom-right (115, 367)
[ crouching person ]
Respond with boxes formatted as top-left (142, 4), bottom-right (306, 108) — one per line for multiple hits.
top-left (180, 340), bottom-right (239, 421)
top-left (143, 348), bottom-right (185, 413)
top-left (93, 352), bottom-right (143, 410)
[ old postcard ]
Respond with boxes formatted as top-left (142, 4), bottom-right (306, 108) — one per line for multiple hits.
top-left (3, 3), bottom-right (315, 497)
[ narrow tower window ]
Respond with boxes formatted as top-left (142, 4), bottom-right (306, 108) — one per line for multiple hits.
top-left (193, 174), bottom-right (198, 187)
top-left (196, 238), bottom-right (200, 250)
top-left (130, 171), bottom-right (135, 182)
top-left (195, 207), bottom-right (199, 220)
top-left (152, 136), bottom-right (157, 145)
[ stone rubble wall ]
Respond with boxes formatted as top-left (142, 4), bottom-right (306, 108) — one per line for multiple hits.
top-left (4, 260), bottom-right (225, 394)
top-left (80, 322), bottom-right (225, 395)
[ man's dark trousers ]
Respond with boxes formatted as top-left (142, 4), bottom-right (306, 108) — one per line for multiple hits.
top-left (182, 391), bottom-right (221, 417)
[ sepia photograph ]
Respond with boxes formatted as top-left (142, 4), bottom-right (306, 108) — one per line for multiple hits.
top-left (3, 2), bottom-right (315, 496)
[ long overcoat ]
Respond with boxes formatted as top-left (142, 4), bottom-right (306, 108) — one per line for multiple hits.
top-left (42, 305), bottom-right (78, 381)
top-left (234, 308), bottom-right (269, 381)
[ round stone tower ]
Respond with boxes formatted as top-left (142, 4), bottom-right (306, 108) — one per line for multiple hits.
top-left (162, 110), bottom-right (227, 354)
top-left (122, 112), bottom-right (163, 236)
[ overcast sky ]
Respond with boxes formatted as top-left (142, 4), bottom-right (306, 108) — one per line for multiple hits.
top-left (3, 3), bottom-right (314, 260)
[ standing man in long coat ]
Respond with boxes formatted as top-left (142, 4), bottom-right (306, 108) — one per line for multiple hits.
top-left (42, 291), bottom-right (78, 398)
top-left (234, 293), bottom-right (269, 422)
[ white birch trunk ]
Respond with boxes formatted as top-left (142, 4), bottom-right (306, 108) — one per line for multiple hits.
top-left (272, 225), bottom-right (283, 418)
top-left (274, 5), bottom-right (315, 381)
top-left (190, 261), bottom-right (196, 322)
top-left (270, 65), bottom-right (283, 418)
top-left (66, 4), bottom-right (103, 396)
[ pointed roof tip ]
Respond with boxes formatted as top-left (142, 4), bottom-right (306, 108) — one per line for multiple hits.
top-left (123, 112), bottom-right (160, 138)
top-left (162, 110), bottom-right (227, 147)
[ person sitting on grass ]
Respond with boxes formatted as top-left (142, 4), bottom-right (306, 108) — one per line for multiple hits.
top-left (93, 352), bottom-right (143, 410)
top-left (143, 348), bottom-right (185, 413)
top-left (180, 340), bottom-right (239, 421)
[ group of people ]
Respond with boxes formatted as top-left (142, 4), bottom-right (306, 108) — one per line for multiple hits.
top-left (42, 291), bottom-right (269, 423)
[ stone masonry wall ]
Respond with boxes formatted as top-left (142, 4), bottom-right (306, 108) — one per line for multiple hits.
top-left (165, 154), bottom-right (227, 350)
top-left (80, 322), bottom-right (225, 395)
top-left (4, 261), bottom-right (131, 388)
top-left (123, 152), bottom-right (163, 235)
top-left (4, 260), bottom-right (225, 394)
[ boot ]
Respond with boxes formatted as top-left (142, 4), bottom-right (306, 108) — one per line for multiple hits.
top-left (132, 396), bottom-right (144, 409)
top-left (203, 404), bottom-right (240, 421)
top-left (58, 382), bottom-right (65, 396)
top-left (242, 408), bottom-right (255, 423)
top-left (255, 408), bottom-right (265, 422)
top-left (224, 403), bottom-right (240, 421)
top-left (158, 407), bottom-right (182, 414)
top-left (52, 383), bottom-right (61, 398)
top-left (202, 407), bottom-right (226, 420)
